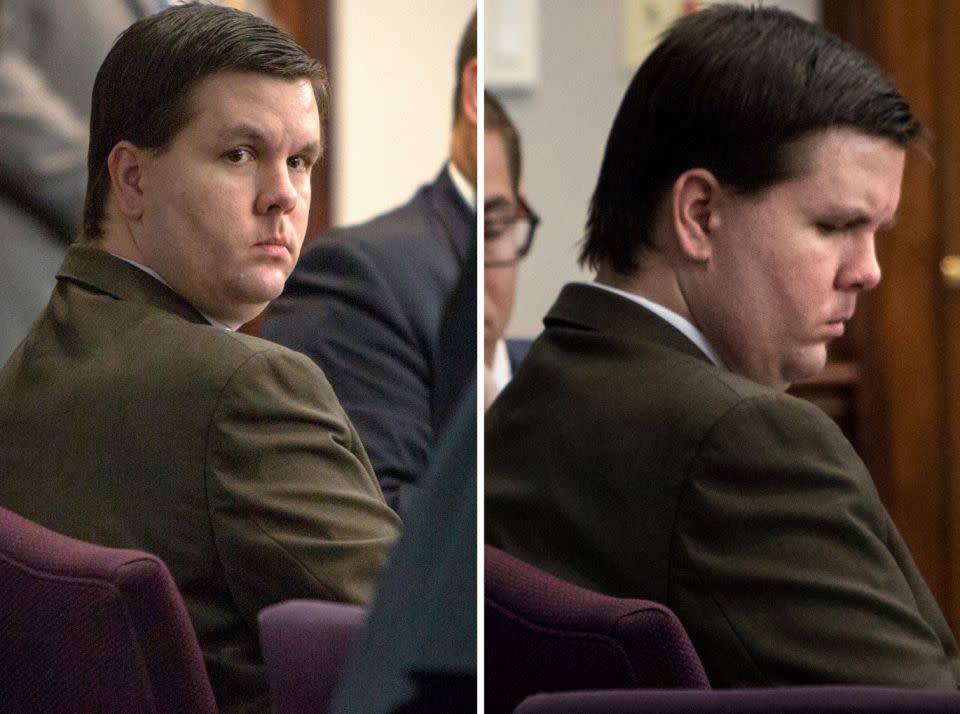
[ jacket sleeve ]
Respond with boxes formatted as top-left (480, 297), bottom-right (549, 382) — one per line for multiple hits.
top-left (672, 393), bottom-right (960, 688)
top-left (262, 238), bottom-right (433, 517)
top-left (204, 346), bottom-right (402, 625)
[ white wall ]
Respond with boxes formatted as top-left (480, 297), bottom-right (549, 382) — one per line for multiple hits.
top-left (491, 0), bottom-right (819, 338)
top-left (333, 0), bottom-right (475, 226)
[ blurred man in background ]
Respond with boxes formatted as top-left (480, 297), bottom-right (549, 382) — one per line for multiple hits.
top-left (0, 0), bottom-right (152, 363)
top-left (484, 91), bottom-right (537, 409)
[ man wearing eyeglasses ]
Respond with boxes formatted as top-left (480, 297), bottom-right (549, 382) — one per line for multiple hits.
top-left (484, 93), bottom-right (538, 409)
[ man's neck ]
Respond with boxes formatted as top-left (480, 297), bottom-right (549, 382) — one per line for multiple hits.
top-left (95, 231), bottom-right (245, 331)
top-left (449, 116), bottom-right (477, 187)
top-left (593, 260), bottom-right (725, 368)
top-left (97, 228), bottom-right (146, 267)
top-left (595, 260), bottom-right (692, 323)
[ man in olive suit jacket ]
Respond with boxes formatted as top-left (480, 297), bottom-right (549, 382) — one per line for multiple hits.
top-left (0, 7), bottom-right (400, 712)
top-left (486, 6), bottom-right (960, 689)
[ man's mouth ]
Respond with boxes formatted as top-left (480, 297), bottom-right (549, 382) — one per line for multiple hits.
top-left (254, 237), bottom-right (289, 257)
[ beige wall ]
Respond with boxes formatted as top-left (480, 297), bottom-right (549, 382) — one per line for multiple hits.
top-left (333, 0), bottom-right (475, 226)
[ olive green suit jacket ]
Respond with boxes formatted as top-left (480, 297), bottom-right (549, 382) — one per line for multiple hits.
top-left (0, 245), bottom-right (401, 712)
top-left (486, 283), bottom-right (960, 688)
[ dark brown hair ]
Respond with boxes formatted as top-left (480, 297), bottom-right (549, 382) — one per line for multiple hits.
top-left (453, 10), bottom-right (478, 123)
top-left (484, 92), bottom-right (522, 193)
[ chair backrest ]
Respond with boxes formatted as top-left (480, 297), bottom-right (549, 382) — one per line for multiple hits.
top-left (258, 599), bottom-right (367, 714)
top-left (514, 686), bottom-right (960, 713)
top-left (485, 544), bottom-right (710, 714)
top-left (0, 506), bottom-right (217, 713)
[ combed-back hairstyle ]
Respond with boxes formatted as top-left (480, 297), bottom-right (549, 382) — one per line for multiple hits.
top-left (581, 3), bottom-right (922, 275)
top-left (82, 2), bottom-right (328, 240)
top-left (453, 10), bottom-right (478, 122)
top-left (484, 92), bottom-right (522, 194)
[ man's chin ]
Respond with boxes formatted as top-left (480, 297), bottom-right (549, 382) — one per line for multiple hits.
top-left (219, 282), bottom-right (285, 326)
top-left (783, 349), bottom-right (829, 387)
top-left (243, 273), bottom-right (289, 303)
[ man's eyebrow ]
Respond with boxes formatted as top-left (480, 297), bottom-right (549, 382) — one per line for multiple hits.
top-left (216, 123), bottom-right (269, 142)
top-left (295, 140), bottom-right (323, 159)
top-left (820, 207), bottom-right (897, 231)
top-left (848, 214), bottom-right (897, 231)
top-left (484, 196), bottom-right (515, 213)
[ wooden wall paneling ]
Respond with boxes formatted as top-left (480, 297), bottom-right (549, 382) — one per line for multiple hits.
top-left (268, 0), bottom-right (304, 43)
top-left (934, 0), bottom-right (960, 628)
top-left (824, 0), bottom-right (950, 611)
top-left (875, 0), bottom-right (946, 606)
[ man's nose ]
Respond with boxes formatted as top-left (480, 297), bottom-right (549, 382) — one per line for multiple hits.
top-left (256, 163), bottom-right (299, 215)
top-left (837, 235), bottom-right (882, 292)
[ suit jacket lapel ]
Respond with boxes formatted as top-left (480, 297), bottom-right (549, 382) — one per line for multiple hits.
top-left (432, 168), bottom-right (477, 435)
top-left (429, 165), bottom-right (475, 267)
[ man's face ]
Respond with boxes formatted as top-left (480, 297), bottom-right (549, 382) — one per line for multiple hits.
top-left (484, 130), bottom-right (518, 365)
top-left (685, 128), bottom-right (905, 389)
top-left (134, 71), bottom-right (321, 326)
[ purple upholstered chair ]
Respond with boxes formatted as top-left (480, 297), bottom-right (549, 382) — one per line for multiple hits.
top-left (514, 687), bottom-right (960, 713)
top-left (485, 544), bottom-right (710, 714)
top-left (258, 599), bottom-right (367, 714)
top-left (0, 506), bottom-right (217, 713)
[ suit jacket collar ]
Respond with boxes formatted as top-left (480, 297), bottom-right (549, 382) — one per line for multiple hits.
top-left (429, 165), bottom-right (475, 267)
top-left (57, 243), bottom-right (210, 326)
top-left (544, 282), bottom-right (713, 365)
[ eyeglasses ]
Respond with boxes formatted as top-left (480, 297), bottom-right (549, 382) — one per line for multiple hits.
top-left (484, 196), bottom-right (540, 268)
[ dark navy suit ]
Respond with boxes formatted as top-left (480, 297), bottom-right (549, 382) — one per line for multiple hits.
top-left (332, 383), bottom-right (477, 713)
top-left (506, 338), bottom-right (532, 372)
top-left (262, 167), bottom-right (476, 519)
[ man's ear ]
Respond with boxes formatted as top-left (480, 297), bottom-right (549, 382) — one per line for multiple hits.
top-left (671, 168), bottom-right (722, 263)
top-left (461, 57), bottom-right (478, 125)
top-left (107, 141), bottom-right (146, 221)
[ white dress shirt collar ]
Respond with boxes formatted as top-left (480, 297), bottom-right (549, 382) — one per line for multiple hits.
top-left (491, 338), bottom-right (512, 395)
top-left (447, 160), bottom-right (476, 212)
